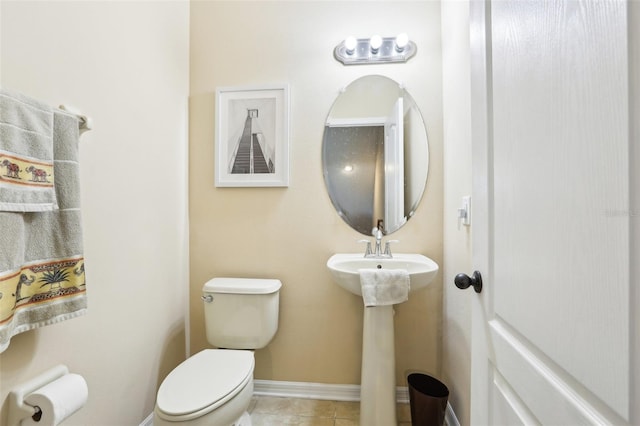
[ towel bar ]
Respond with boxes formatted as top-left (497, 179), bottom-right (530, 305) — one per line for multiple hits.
top-left (59, 104), bottom-right (93, 134)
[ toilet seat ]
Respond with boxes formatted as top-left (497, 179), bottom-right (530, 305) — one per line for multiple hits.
top-left (155, 349), bottom-right (254, 422)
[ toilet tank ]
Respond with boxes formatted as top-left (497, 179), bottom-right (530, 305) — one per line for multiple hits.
top-left (203, 278), bottom-right (281, 349)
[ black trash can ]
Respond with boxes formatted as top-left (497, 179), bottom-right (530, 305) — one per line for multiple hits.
top-left (407, 373), bottom-right (449, 426)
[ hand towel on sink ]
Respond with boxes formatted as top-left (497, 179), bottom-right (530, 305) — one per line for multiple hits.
top-left (359, 268), bottom-right (410, 307)
top-left (0, 88), bottom-right (57, 211)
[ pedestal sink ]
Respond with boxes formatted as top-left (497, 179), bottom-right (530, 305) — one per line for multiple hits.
top-left (327, 253), bottom-right (439, 426)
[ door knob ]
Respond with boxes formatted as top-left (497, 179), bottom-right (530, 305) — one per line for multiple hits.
top-left (454, 271), bottom-right (483, 293)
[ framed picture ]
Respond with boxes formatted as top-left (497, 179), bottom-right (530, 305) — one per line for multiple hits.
top-left (215, 84), bottom-right (290, 187)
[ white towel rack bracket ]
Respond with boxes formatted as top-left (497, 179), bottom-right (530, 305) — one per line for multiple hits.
top-left (59, 104), bottom-right (93, 134)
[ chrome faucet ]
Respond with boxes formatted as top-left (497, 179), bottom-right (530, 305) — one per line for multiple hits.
top-left (359, 223), bottom-right (396, 258)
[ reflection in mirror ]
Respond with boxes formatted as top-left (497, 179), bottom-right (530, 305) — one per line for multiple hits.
top-left (322, 75), bottom-right (429, 236)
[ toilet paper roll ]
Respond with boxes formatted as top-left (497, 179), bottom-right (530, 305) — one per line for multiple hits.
top-left (22, 373), bottom-right (88, 426)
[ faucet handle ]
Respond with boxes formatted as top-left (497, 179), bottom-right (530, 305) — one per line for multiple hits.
top-left (358, 239), bottom-right (373, 256)
top-left (384, 240), bottom-right (399, 256)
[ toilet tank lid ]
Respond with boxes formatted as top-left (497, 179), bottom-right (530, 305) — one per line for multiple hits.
top-left (203, 277), bottom-right (282, 294)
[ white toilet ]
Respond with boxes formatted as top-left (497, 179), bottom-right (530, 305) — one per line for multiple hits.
top-left (154, 277), bottom-right (282, 426)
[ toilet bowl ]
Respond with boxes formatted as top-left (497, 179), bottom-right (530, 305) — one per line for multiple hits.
top-left (154, 278), bottom-right (281, 426)
top-left (154, 349), bottom-right (254, 426)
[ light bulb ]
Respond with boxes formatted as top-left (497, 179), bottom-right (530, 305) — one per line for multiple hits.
top-left (370, 35), bottom-right (382, 53)
top-left (345, 36), bottom-right (357, 55)
top-left (395, 33), bottom-right (409, 52)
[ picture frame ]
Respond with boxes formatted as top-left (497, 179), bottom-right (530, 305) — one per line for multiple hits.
top-left (215, 84), bottom-right (290, 187)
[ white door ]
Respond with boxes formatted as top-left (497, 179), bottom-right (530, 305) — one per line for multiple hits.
top-left (384, 97), bottom-right (405, 233)
top-left (468, 1), bottom-right (637, 424)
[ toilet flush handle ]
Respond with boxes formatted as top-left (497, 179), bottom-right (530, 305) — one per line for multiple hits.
top-left (201, 295), bottom-right (214, 303)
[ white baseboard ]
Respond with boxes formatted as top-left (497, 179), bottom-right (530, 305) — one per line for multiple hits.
top-left (253, 379), bottom-right (410, 403)
top-left (139, 412), bottom-right (153, 426)
top-left (445, 402), bottom-right (461, 426)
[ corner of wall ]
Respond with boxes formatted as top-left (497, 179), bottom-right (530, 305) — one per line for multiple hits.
top-left (441, 1), bottom-right (473, 425)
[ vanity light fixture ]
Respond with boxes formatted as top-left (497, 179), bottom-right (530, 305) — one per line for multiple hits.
top-left (334, 33), bottom-right (417, 65)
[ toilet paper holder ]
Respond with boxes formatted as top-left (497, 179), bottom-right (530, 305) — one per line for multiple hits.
top-left (7, 365), bottom-right (69, 426)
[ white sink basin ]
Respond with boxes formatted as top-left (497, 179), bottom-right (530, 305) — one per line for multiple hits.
top-left (327, 253), bottom-right (439, 296)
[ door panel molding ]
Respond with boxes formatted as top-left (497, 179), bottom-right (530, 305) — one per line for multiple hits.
top-left (491, 319), bottom-right (626, 424)
top-left (629, 1), bottom-right (640, 422)
top-left (491, 367), bottom-right (537, 426)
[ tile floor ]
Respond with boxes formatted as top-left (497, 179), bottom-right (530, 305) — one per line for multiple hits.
top-left (247, 396), bottom-right (412, 426)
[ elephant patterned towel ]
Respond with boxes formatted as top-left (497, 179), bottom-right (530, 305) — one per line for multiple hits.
top-left (0, 88), bottom-right (58, 212)
top-left (0, 107), bottom-right (86, 353)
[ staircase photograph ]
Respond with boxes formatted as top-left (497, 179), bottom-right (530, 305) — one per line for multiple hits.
top-left (215, 85), bottom-right (290, 188)
top-left (231, 110), bottom-right (274, 174)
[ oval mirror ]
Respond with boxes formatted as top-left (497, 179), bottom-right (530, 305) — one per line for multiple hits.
top-left (322, 75), bottom-right (429, 236)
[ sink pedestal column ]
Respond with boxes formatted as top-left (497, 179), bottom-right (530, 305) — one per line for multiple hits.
top-left (360, 305), bottom-right (397, 426)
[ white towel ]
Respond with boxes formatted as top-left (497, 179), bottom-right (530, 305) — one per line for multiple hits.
top-left (359, 268), bottom-right (410, 307)
top-left (0, 88), bottom-right (57, 211)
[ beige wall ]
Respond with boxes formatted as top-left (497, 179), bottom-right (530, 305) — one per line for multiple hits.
top-left (190, 1), bottom-right (444, 386)
top-left (0, 1), bottom-right (471, 423)
top-left (0, 2), bottom-right (189, 425)
top-left (441, 1), bottom-right (472, 425)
